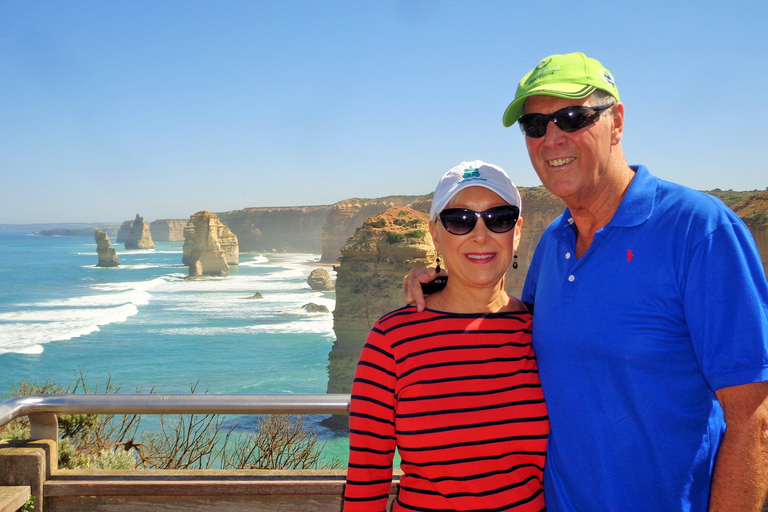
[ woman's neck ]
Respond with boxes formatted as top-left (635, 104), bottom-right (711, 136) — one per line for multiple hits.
top-left (425, 281), bottom-right (521, 314)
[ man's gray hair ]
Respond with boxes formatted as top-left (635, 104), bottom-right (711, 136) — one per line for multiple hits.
top-left (589, 89), bottom-right (617, 107)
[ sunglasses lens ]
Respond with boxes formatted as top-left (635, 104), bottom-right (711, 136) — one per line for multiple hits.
top-left (555, 107), bottom-right (600, 132)
top-left (440, 210), bottom-right (477, 235)
top-left (440, 206), bottom-right (519, 235)
top-left (518, 114), bottom-right (548, 138)
top-left (518, 106), bottom-right (606, 138)
top-left (484, 206), bottom-right (519, 233)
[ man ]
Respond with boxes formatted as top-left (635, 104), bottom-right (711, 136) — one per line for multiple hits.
top-left (404, 52), bottom-right (768, 511)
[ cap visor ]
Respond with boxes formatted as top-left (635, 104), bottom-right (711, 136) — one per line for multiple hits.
top-left (503, 84), bottom-right (597, 127)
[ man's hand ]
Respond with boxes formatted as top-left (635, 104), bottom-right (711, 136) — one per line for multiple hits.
top-left (402, 267), bottom-right (442, 312)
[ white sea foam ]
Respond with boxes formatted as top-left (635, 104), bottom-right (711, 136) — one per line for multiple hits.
top-left (0, 303), bottom-right (139, 354)
top-left (0, 276), bottom-right (172, 354)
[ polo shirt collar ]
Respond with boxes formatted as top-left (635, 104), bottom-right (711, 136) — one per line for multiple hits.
top-left (557, 165), bottom-right (655, 230)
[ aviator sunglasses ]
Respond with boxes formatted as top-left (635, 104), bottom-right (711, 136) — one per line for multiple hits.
top-left (518, 104), bottom-right (612, 138)
top-left (439, 205), bottom-right (520, 235)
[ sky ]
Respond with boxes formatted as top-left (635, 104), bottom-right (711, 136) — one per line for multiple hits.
top-left (1, 0), bottom-right (767, 224)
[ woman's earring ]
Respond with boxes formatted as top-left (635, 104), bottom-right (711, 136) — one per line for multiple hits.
top-left (435, 256), bottom-right (442, 274)
top-left (513, 253), bottom-right (518, 269)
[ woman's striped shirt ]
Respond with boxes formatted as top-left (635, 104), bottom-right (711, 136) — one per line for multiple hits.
top-left (344, 305), bottom-right (548, 512)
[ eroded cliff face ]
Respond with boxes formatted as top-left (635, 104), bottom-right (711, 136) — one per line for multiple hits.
top-left (124, 214), bottom-right (154, 250)
top-left (182, 211), bottom-right (239, 278)
top-left (150, 219), bottom-right (188, 242)
top-left (505, 187), bottom-right (565, 296)
top-left (217, 206), bottom-right (332, 253)
top-left (731, 190), bottom-right (768, 276)
top-left (320, 196), bottom-right (423, 263)
top-left (326, 207), bottom-right (436, 400)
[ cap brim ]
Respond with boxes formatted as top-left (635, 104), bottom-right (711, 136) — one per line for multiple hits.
top-left (502, 84), bottom-right (597, 127)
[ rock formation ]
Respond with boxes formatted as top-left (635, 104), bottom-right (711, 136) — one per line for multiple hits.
top-left (326, 207), bottom-right (436, 407)
top-left (303, 303), bottom-right (330, 313)
top-left (319, 196), bottom-right (422, 263)
top-left (124, 214), bottom-right (154, 250)
top-left (95, 230), bottom-right (119, 267)
top-left (182, 210), bottom-right (239, 278)
top-left (116, 220), bottom-right (132, 243)
top-left (307, 268), bottom-right (334, 291)
top-left (150, 219), bottom-right (189, 242)
top-left (217, 206), bottom-right (332, 253)
top-left (731, 190), bottom-right (768, 276)
top-left (506, 187), bottom-right (565, 296)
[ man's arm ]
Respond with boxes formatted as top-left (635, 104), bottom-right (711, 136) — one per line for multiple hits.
top-left (710, 380), bottom-right (768, 512)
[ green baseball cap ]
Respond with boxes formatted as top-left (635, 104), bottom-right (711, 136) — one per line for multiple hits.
top-left (502, 52), bottom-right (620, 127)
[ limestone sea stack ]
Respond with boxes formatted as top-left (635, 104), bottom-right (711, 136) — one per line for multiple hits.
top-left (307, 268), bottom-right (334, 291)
top-left (182, 210), bottom-right (239, 278)
top-left (326, 207), bottom-right (436, 403)
top-left (95, 230), bottom-right (119, 267)
top-left (124, 214), bottom-right (155, 250)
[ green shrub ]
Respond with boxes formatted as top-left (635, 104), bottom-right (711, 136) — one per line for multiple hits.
top-left (386, 232), bottom-right (405, 244)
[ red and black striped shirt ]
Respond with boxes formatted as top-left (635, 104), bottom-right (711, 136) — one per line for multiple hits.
top-left (344, 305), bottom-right (548, 512)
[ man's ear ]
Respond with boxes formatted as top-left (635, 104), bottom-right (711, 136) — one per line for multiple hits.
top-left (610, 102), bottom-right (625, 146)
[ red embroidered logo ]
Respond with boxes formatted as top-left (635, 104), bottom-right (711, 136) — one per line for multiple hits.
top-left (627, 248), bottom-right (634, 262)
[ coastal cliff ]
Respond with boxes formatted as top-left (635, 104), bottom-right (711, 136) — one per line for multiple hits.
top-left (731, 190), bottom-right (768, 274)
top-left (150, 219), bottom-right (188, 242)
top-left (217, 206), bottom-right (331, 253)
top-left (326, 207), bottom-right (436, 401)
top-left (182, 211), bottom-right (239, 278)
top-left (124, 214), bottom-right (154, 250)
top-left (506, 187), bottom-right (565, 295)
top-left (319, 196), bottom-right (422, 263)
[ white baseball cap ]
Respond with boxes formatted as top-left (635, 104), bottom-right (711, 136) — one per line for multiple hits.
top-left (430, 160), bottom-right (522, 221)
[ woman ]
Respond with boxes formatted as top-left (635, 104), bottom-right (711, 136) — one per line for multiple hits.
top-left (344, 161), bottom-right (548, 511)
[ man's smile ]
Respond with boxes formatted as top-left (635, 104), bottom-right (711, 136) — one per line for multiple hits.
top-left (548, 157), bottom-right (576, 167)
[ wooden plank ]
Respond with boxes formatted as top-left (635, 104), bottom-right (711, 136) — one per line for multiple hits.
top-left (46, 494), bottom-right (354, 512)
top-left (46, 479), bottom-right (349, 496)
top-left (0, 486), bottom-right (31, 512)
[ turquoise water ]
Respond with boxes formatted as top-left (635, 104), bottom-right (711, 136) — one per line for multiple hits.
top-left (0, 231), bottom-right (348, 464)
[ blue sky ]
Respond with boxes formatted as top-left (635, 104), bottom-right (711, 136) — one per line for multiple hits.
top-left (1, 0), bottom-right (766, 224)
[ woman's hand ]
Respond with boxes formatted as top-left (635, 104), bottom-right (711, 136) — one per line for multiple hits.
top-left (403, 267), bottom-right (445, 312)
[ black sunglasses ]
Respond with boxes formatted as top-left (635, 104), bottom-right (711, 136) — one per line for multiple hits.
top-left (439, 205), bottom-right (520, 235)
top-left (518, 104), bottom-right (612, 138)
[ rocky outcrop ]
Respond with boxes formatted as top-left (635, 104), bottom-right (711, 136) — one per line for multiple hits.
top-left (731, 190), bottom-right (768, 276)
top-left (124, 214), bottom-right (154, 250)
top-left (307, 268), bottom-right (334, 291)
top-left (217, 206), bottom-right (332, 253)
top-left (303, 303), bottom-right (330, 313)
top-left (506, 187), bottom-right (565, 296)
top-left (182, 210), bottom-right (239, 278)
top-left (116, 221), bottom-right (132, 243)
top-left (95, 230), bottom-right (119, 267)
top-left (326, 207), bottom-right (436, 403)
top-left (150, 219), bottom-right (188, 242)
top-left (319, 196), bottom-right (422, 263)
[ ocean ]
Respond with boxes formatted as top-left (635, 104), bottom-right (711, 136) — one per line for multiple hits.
top-left (0, 230), bottom-right (349, 464)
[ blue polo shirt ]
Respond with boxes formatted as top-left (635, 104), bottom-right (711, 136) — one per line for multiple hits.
top-left (523, 166), bottom-right (768, 511)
